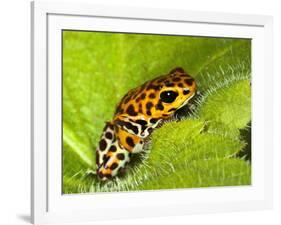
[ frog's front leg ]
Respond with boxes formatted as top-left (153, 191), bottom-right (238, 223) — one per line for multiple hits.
top-left (114, 115), bottom-right (162, 139)
top-left (116, 125), bottom-right (145, 153)
top-left (96, 123), bottom-right (144, 181)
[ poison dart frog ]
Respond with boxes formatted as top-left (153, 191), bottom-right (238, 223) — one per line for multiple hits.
top-left (96, 67), bottom-right (197, 181)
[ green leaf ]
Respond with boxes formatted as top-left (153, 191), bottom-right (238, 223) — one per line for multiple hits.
top-left (199, 80), bottom-right (251, 130)
top-left (62, 31), bottom-right (251, 194)
top-left (138, 159), bottom-right (251, 190)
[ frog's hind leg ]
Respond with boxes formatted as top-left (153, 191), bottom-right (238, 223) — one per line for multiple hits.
top-left (97, 144), bottom-right (131, 181)
top-left (96, 122), bottom-right (131, 181)
top-left (98, 148), bottom-right (131, 180)
top-left (96, 122), bottom-right (115, 171)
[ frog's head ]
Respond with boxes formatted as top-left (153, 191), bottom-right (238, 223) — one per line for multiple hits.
top-left (114, 67), bottom-right (196, 120)
top-left (143, 67), bottom-right (197, 118)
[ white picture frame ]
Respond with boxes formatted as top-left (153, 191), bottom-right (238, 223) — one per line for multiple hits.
top-left (31, 1), bottom-right (273, 224)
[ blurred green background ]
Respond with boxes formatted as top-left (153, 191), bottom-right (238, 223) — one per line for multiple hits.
top-left (63, 31), bottom-right (251, 194)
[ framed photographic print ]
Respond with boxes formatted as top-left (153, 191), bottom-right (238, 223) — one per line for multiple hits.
top-left (31, 1), bottom-right (273, 224)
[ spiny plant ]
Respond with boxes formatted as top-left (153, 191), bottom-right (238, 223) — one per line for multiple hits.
top-left (63, 31), bottom-right (251, 194)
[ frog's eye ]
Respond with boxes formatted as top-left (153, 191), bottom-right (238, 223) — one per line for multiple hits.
top-left (160, 91), bottom-right (179, 103)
